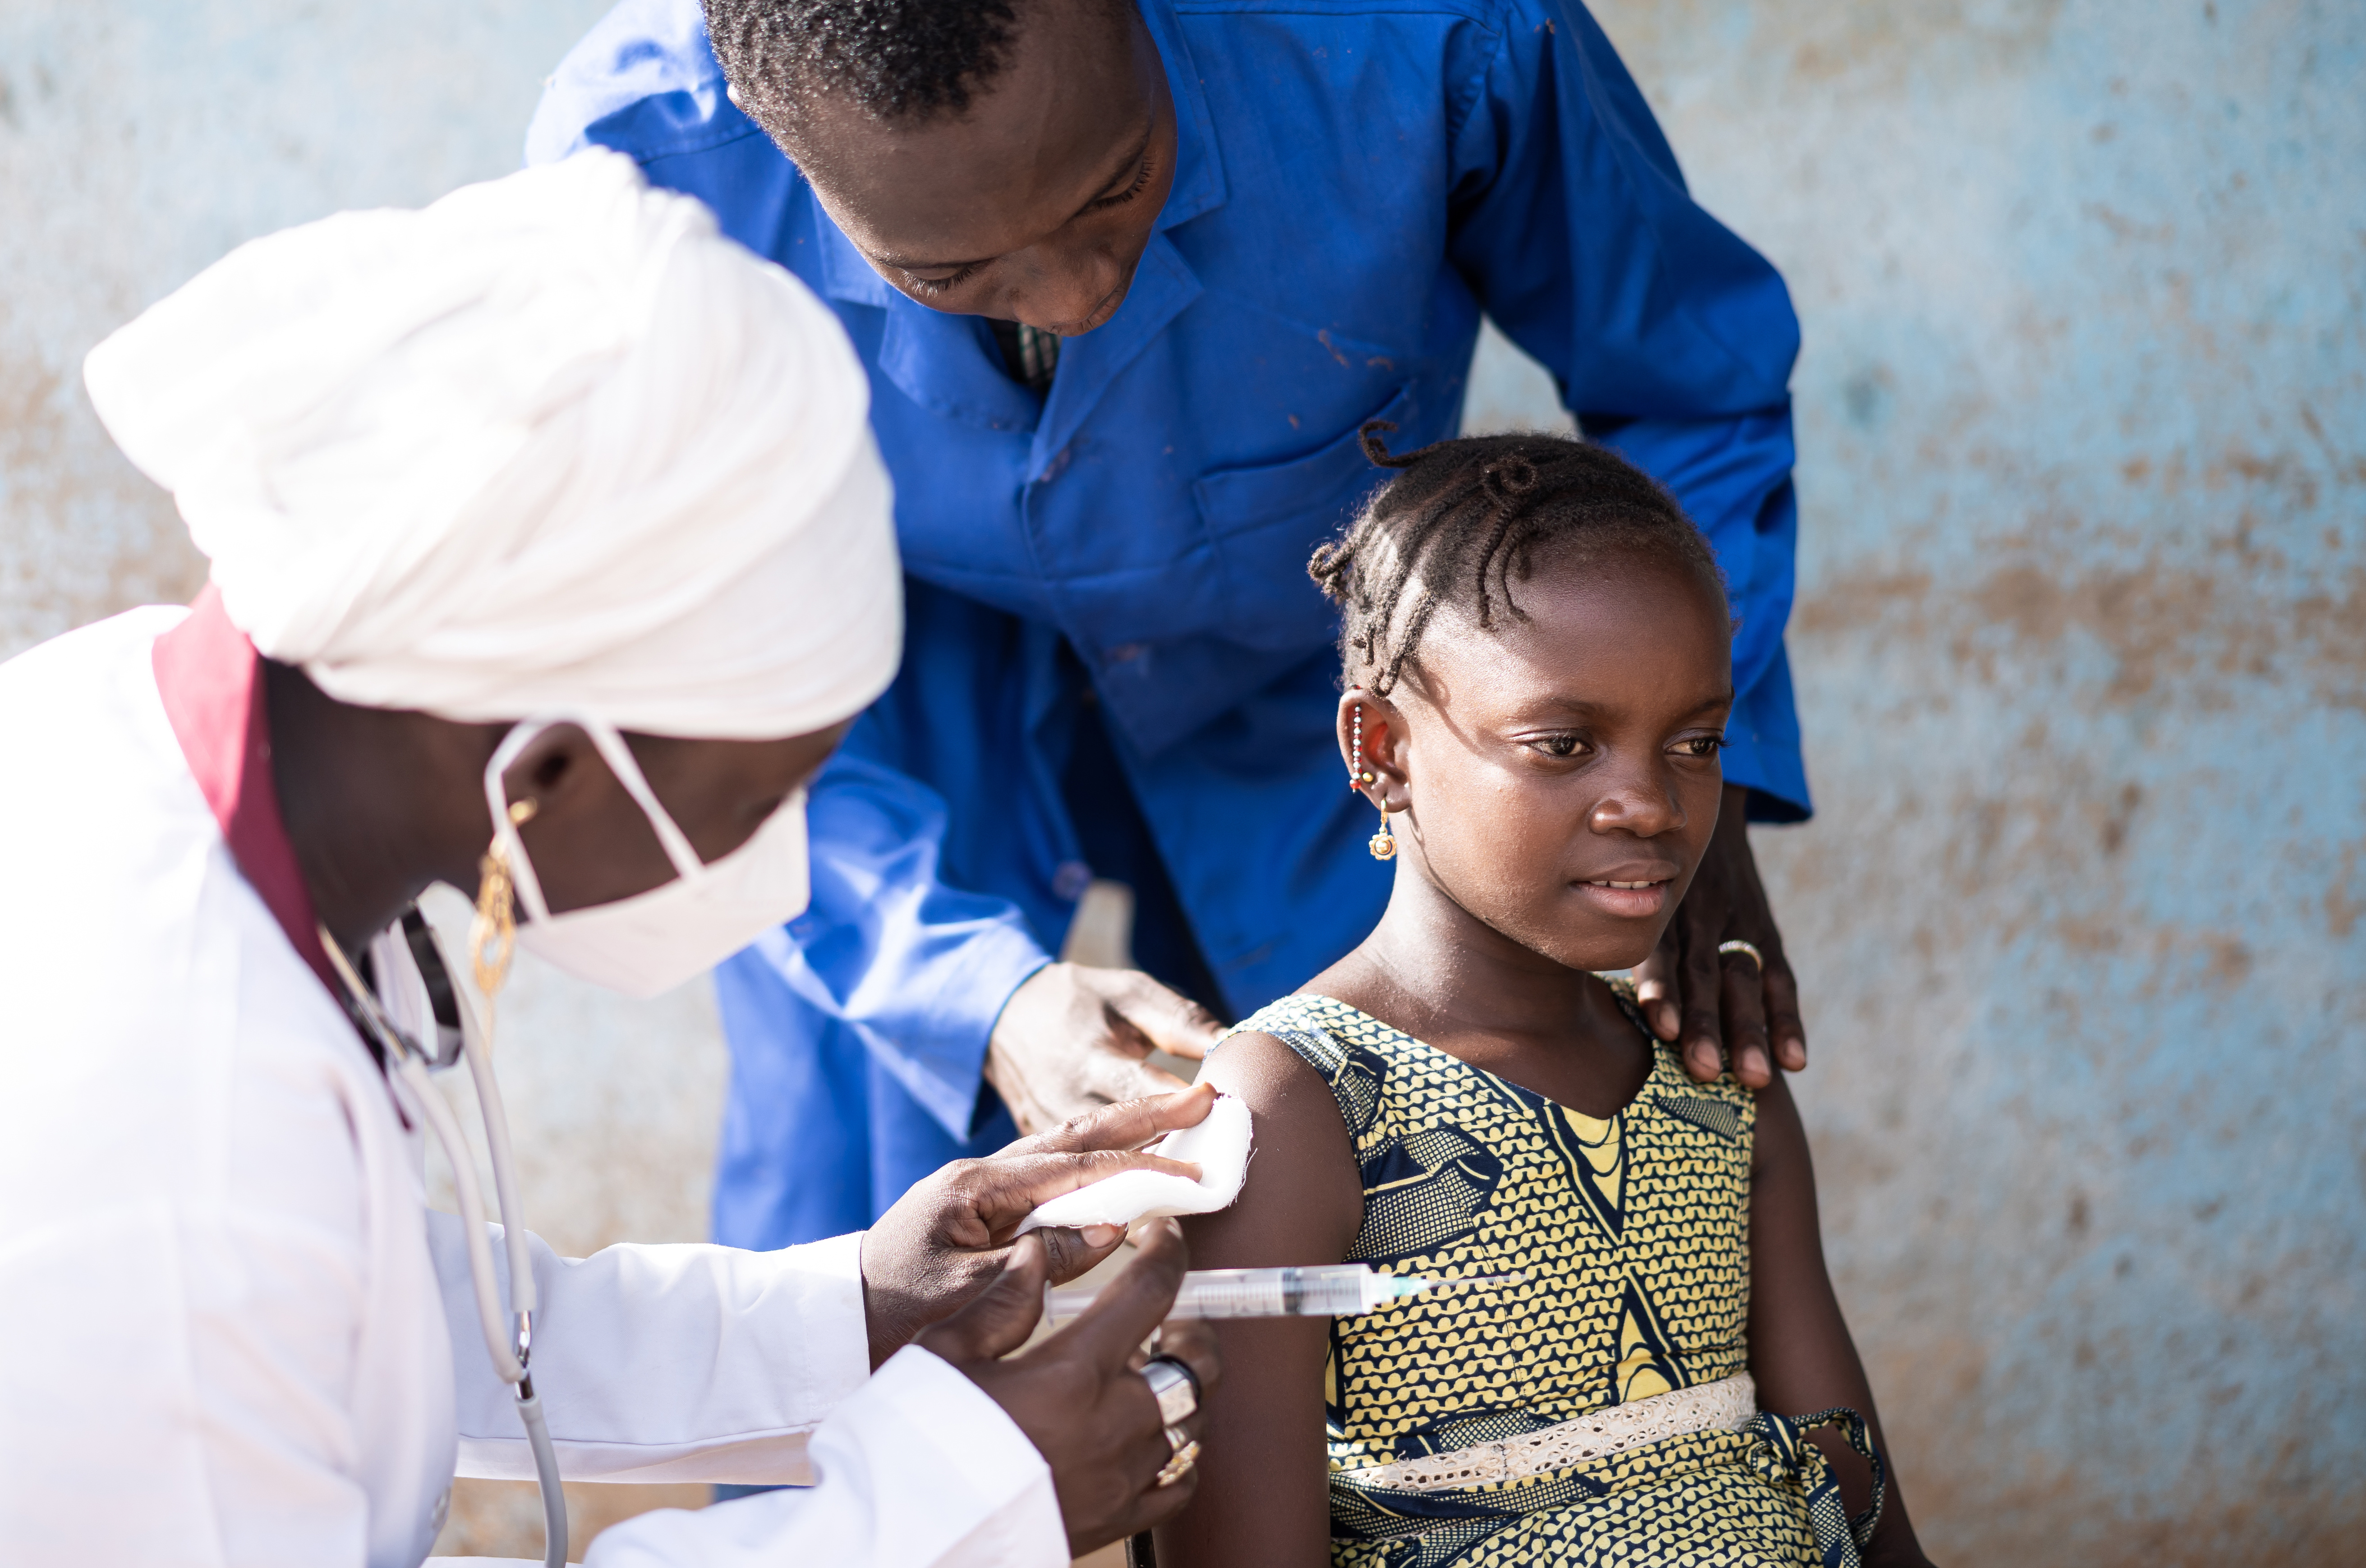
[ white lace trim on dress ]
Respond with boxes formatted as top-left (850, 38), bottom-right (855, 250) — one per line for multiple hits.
top-left (1335, 1372), bottom-right (1758, 1493)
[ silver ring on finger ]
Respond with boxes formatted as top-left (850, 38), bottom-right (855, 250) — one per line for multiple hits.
top-left (1141, 1355), bottom-right (1199, 1425)
top-left (1155, 1439), bottom-right (1201, 1488)
top-left (1165, 1424), bottom-right (1190, 1456)
top-left (1716, 939), bottom-right (1765, 972)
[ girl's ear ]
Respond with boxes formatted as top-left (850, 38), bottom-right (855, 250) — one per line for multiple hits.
top-left (1335, 688), bottom-right (1409, 809)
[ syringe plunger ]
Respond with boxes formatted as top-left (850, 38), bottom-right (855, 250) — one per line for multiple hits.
top-left (1044, 1264), bottom-right (1517, 1322)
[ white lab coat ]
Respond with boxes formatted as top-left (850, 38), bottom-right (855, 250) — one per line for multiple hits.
top-left (0, 610), bottom-right (1065, 1568)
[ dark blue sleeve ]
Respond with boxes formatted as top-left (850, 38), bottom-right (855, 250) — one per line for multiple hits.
top-left (525, 2), bottom-right (1054, 1140)
top-left (1446, 0), bottom-right (1810, 819)
top-left (742, 751), bottom-right (1051, 1142)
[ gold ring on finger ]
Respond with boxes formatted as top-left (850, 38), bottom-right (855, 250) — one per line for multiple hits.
top-left (1717, 939), bottom-right (1765, 972)
top-left (1155, 1439), bottom-right (1201, 1488)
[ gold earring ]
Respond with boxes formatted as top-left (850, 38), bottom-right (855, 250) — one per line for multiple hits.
top-left (1368, 801), bottom-right (1397, 861)
top-left (469, 798), bottom-right (536, 1003)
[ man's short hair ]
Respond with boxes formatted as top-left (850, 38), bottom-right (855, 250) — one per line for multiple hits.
top-left (705, 0), bottom-right (1035, 127)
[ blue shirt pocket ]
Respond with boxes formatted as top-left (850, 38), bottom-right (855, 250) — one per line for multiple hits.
top-left (1193, 384), bottom-right (1416, 654)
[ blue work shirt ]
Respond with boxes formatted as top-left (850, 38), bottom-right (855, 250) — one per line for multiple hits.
top-left (530, 0), bottom-right (1808, 1248)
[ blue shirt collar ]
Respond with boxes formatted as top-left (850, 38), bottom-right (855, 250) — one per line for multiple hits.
top-left (1142, 0), bottom-right (1227, 235)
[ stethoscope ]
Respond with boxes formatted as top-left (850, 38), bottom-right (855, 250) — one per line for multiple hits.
top-left (319, 905), bottom-right (568, 1568)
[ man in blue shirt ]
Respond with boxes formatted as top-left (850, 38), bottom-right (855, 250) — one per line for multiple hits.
top-left (530, 0), bottom-right (1813, 1250)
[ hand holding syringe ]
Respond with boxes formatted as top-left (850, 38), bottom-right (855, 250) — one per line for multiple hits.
top-left (1045, 1263), bottom-right (1524, 1322)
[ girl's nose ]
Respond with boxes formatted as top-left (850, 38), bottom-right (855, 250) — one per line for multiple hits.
top-left (1588, 777), bottom-right (1685, 837)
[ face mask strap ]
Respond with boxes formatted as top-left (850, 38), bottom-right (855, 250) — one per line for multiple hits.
top-left (567, 715), bottom-right (707, 878)
top-left (471, 717), bottom-right (812, 1001)
top-left (485, 712), bottom-right (708, 886)
top-left (478, 712), bottom-right (713, 931)
top-left (483, 717), bottom-right (562, 925)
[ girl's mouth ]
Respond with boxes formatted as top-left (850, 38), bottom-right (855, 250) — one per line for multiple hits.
top-left (1574, 878), bottom-right (1671, 917)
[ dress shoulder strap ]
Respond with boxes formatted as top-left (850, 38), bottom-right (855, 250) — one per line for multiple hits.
top-left (1599, 971), bottom-right (1656, 1040)
top-left (1222, 993), bottom-right (1400, 1142)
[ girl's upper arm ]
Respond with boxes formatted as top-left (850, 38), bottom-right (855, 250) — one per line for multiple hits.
top-left (1749, 1074), bottom-right (1934, 1566)
top-left (1747, 1072), bottom-right (1866, 1419)
top-left (1157, 1031), bottom-right (1364, 1568)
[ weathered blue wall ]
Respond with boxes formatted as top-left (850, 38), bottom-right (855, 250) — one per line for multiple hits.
top-left (0, 0), bottom-right (612, 652)
top-left (4, 0), bottom-right (2360, 1561)
top-left (1524, 2), bottom-right (2362, 1559)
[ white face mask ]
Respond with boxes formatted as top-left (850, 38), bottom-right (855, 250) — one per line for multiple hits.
top-left (481, 714), bottom-right (810, 999)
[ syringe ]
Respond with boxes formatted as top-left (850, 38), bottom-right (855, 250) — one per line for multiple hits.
top-left (1044, 1264), bottom-right (1523, 1322)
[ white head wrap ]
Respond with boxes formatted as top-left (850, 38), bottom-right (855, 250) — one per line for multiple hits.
top-left (83, 150), bottom-right (900, 739)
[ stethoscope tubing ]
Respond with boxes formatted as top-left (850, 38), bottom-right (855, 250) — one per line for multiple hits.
top-left (322, 915), bottom-right (568, 1568)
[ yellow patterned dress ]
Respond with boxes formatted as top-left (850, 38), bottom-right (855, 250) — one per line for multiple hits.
top-left (1227, 992), bottom-right (1881, 1568)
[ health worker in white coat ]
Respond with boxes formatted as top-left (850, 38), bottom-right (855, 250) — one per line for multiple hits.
top-left (0, 150), bottom-right (1220, 1568)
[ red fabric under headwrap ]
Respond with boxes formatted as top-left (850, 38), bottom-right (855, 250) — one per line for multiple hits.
top-left (152, 586), bottom-right (339, 999)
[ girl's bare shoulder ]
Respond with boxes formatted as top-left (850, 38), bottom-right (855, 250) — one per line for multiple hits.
top-left (1189, 1025), bottom-right (1363, 1263)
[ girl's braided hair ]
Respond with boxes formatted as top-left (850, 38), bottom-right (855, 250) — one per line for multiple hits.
top-left (1308, 424), bottom-right (1729, 695)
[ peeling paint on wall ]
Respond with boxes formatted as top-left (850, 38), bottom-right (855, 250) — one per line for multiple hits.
top-left (1551, 1), bottom-right (2366, 1559)
top-left (0, 0), bottom-right (619, 657)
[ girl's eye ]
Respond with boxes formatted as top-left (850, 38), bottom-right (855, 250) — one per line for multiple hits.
top-left (1673, 735), bottom-right (1727, 759)
top-left (1533, 734), bottom-right (1587, 759)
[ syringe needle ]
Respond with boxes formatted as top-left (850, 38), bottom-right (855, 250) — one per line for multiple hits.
top-left (1403, 1272), bottom-right (1528, 1297)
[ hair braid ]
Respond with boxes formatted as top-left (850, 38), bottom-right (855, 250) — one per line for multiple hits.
top-left (1308, 423), bottom-right (1727, 696)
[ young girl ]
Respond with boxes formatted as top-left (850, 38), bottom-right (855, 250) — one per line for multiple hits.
top-left (1159, 430), bottom-right (1933, 1567)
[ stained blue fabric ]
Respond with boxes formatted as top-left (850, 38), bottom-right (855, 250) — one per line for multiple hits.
top-left (529, 0), bottom-right (1808, 1247)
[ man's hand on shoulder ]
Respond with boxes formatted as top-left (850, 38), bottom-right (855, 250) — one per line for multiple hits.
top-left (1637, 782), bottom-right (1809, 1089)
top-left (986, 962), bottom-right (1225, 1134)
